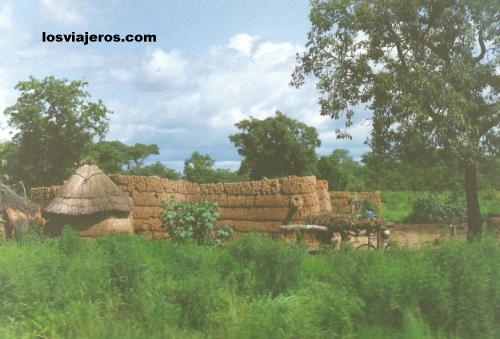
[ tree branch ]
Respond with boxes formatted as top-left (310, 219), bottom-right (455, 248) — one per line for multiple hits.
top-left (472, 30), bottom-right (486, 64)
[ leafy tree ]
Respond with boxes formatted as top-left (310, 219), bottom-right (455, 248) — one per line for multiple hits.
top-left (183, 151), bottom-right (244, 183)
top-left (317, 149), bottom-right (365, 191)
top-left (84, 141), bottom-right (180, 179)
top-left (128, 161), bottom-right (182, 180)
top-left (3, 76), bottom-right (110, 187)
top-left (229, 111), bottom-right (321, 179)
top-left (292, 0), bottom-right (499, 239)
top-left (84, 141), bottom-right (159, 173)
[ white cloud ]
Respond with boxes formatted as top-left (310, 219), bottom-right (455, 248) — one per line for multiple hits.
top-left (0, 70), bottom-right (16, 141)
top-left (141, 48), bottom-right (188, 89)
top-left (104, 33), bottom-right (373, 167)
top-left (0, 2), bottom-right (14, 30)
top-left (40, 0), bottom-right (95, 25)
top-left (228, 33), bottom-right (258, 55)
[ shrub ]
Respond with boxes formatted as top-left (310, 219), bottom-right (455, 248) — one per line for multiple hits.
top-left (160, 198), bottom-right (220, 245)
top-left (410, 193), bottom-right (466, 224)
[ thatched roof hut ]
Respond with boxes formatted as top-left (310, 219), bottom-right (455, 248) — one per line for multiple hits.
top-left (46, 158), bottom-right (132, 215)
top-left (45, 158), bottom-right (133, 237)
top-left (0, 184), bottom-right (42, 238)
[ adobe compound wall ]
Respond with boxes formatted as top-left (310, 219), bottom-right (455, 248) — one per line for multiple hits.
top-left (329, 191), bottom-right (382, 214)
top-left (32, 175), bottom-right (382, 236)
top-left (32, 175), bottom-right (332, 236)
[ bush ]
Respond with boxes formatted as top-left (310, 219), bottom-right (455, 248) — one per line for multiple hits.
top-left (160, 198), bottom-right (221, 245)
top-left (410, 192), bottom-right (466, 224)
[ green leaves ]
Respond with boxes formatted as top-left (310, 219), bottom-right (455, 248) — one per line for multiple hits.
top-left (160, 198), bottom-right (221, 245)
top-left (183, 151), bottom-right (245, 183)
top-left (3, 76), bottom-right (111, 187)
top-left (229, 111), bottom-right (321, 179)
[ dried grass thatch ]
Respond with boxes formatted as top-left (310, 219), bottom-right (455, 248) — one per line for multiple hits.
top-left (0, 184), bottom-right (40, 215)
top-left (0, 184), bottom-right (42, 238)
top-left (45, 158), bottom-right (132, 215)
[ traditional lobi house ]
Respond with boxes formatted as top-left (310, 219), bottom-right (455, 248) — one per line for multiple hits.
top-left (45, 158), bottom-right (133, 237)
top-left (0, 184), bottom-right (42, 239)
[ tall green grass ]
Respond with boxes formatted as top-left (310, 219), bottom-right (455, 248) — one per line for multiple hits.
top-left (0, 230), bottom-right (498, 338)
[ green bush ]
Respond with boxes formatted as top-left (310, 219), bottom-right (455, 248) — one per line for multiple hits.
top-left (160, 198), bottom-right (221, 245)
top-left (410, 192), bottom-right (467, 224)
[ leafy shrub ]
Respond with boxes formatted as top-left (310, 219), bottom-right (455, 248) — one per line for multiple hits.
top-left (410, 192), bottom-right (466, 224)
top-left (207, 225), bottom-right (234, 247)
top-left (160, 198), bottom-right (220, 245)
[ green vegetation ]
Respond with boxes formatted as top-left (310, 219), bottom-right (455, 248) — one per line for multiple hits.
top-left (381, 191), bottom-right (500, 223)
top-left (3, 76), bottom-right (110, 187)
top-left (229, 111), bottom-right (320, 179)
top-left (161, 198), bottom-right (223, 245)
top-left (0, 231), bottom-right (498, 338)
top-left (183, 151), bottom-right (246, 184)
top-left (409, 193), bottom-right (466, 225)
top-left (292, 0), bottom-right (498, 238)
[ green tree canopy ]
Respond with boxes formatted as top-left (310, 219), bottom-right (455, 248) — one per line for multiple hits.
top-left (317, 149), bottom-right (364, 190)
top-left (128, 162), bottom-right (182, 180)
top-left (84, 141), bottom-right (159, 173)
top-left (4, 76), bottom-right (110, 187)
top-left (84, 140), bottom-right (181, 179)
top-left (292, 0), bottom-right (499, 238)
top-left (183, 151), bottom-right (245, 183)
top-left (229, 111), bottom-right (321, 179)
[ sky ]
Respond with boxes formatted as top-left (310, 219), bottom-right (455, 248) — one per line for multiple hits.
top-left (0, 0), bottom-right (372, 172)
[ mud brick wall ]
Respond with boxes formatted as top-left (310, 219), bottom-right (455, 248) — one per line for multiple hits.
top-left (329, 191), bottom-right (382, 214)
top-left (32, 175), bottom-right (331, 236)
top-left (316, 180), bottom-right (332, 212)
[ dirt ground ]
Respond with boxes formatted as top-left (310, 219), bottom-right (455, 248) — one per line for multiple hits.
top-left (387, 223), bottom-right (467, 248)
top-left (335, 224), bottom-right (467, 249)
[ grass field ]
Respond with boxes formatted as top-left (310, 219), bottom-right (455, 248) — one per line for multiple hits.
top-left (0, 230), bottom-right (498, 338)
top-left (380, 190), bottom-right (500, 222)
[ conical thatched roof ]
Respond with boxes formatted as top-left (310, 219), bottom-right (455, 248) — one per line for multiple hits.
top-left (45, 158), bottom-right (132, 215)
top-left (0, 184), bottom-right (40, 215)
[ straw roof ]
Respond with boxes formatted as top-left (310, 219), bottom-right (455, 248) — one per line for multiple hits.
top-left (0, 184), bottom-right (40, 215)
top-left (45, 158), bottom-right (132, 215)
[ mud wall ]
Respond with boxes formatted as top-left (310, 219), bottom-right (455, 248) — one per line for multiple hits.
top-left (329, 191), bottom-right (382, 214)
top-left (32, 176), bottom-right (332, 236)
top-left (32, 179), bottom-right (384, 235)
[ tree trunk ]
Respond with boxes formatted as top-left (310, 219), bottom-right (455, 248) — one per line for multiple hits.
top-left (465, 158), bottom-right (482, 240)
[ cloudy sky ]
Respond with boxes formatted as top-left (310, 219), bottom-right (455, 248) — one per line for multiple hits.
top-left (0, 0), bottom-right (371, 171)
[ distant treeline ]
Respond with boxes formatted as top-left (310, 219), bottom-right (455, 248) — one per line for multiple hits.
top-left (0, 77), bottom-right (497, 193)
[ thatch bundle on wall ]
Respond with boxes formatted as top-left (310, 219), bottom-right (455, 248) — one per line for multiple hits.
top-left (0, 184), bottom-right (42, 239)
top-left (45, 158), bottom-right (133, 237)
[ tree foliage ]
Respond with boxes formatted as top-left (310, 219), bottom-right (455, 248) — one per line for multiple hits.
top-left (229, 111), bottom-right (321, 179)
top-left (317, 149), bottom-right (365, 190)
top-left (293, 0), bottom-right (499, 238)
top-left (183, 151), bottom-right (245, 183)
top-left (3, 76), bottom-right (110, 187)
top-left (128, 161), bottom-right (182, 180)
top-left (84, 140), bottom-right (181, 179)
top-left (84, 141), bottom-right (158, 173)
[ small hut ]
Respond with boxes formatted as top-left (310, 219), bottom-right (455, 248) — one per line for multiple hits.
top-left (45, 158), bottom-right (133, 237)
top-left (0, 184), bottom-right (42, 239)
